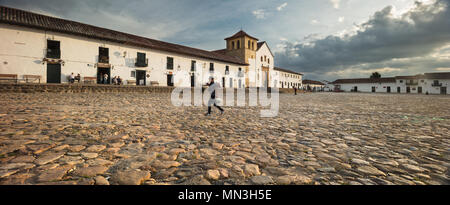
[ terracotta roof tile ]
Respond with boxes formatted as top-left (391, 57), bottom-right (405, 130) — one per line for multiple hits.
top-left (274, 67), bottom-right (303, 75)
top-left (303, 80), bottom-right (325, 85)
top-left (395, 74), bottom-right (424, 79)
top-left (332, 78), bottom-right (396, 84)
top-left (224, 30), bottom-right (258, 41)
top-left (0, 6), bottom-right (247, 65)
top-left (423, 72), bottom-right (450, 79)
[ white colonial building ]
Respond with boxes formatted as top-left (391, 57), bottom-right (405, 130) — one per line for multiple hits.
top-left (273, 67), bottom-right (303, 89)
top-left (302, 80), bottom-right (325, 91)
top-left (0, 6), bottom-right (302, 88)
top-left (332, 72), bottom-right (450, 95)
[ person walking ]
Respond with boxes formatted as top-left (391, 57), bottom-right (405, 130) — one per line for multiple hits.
top-left (294, 86), bottom-right (297, 95)
top-left (205, 77), bottom-right (224, 116)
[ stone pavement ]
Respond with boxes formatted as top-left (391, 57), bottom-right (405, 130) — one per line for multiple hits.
top-left (0, 92), bottom-right (448, 185)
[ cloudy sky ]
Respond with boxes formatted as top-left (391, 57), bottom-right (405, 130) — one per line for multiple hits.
top-left (1, 0), bottom-right (449, 81)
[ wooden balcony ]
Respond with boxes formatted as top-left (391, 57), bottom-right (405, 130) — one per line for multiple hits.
top-left (135, 58), bottom-right (148, 67)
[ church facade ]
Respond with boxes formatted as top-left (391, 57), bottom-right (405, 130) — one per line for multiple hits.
top-left (0, 6), bottom-right (303, 88)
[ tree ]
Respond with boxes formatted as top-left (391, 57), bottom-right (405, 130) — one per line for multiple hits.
top-left (370, 72), bottom-right (381, 79)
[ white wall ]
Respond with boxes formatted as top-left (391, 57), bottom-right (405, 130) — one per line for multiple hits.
top-left (335, 80), bottom-right (449, 95)
top-left (254, 43), bottom-right (274, 87)
top-left (304, 84), bottom-right (324, 91)
top-left (337, 83), bottom-right (397, 93)
top-left (0, 24), bottom-right (244, 87)
top-left (276, 71), bottom-right (302, 89)
top-left (421, 79), bottom-right (450, 94)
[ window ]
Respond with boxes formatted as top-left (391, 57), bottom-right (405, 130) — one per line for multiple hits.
top-left (433, 80), bottom-right (440, 86)
top-left (225, 66), bottom-right (229, 74)
top-left (261, 56), bottom-right (263, 62)
top-left (136, 52), bottom-right (147, 67)
top-left (167, 57), bottom-right (174, 70)
top-left (264, 56), bottom-right (267, 62)
top-left (46, 40), bottom-right (60, 59)
top-left (137, 52), bottom-right (146, 61)
top-left (191, 60), bottom-right (196, 71)
top-left (252, 42), bottom-right (255, 50)
top-left (99, 47), bottom-right (109, 63)
top-left (237, 40), bottom-right (240, 49)
top-left (131, 71), bottom-right (136, 78)
top-left (268, 58), bottom-right (270, 64)
top-left (238, 67), bottom-right (244, 77)
top-left (210, 63), bottom-right (214, 72)
top-left (232, 41), bottom-right (235, 49)
top-left (399, 80), bottom-right (403, 83)
top-left (248, 40), bottom-right (251, 49)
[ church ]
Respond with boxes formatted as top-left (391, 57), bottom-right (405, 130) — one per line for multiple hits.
top-left (0, 6), bottom-right (303, 88)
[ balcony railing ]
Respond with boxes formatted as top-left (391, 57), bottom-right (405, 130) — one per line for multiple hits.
top-left (98, 55), bottom-right (109, 64)
top-left (135, 58), bottom-right (148, 67)
top-left (46, 49), bottom-right (61, 59)
top-left (432, 83), bottom-right (442, 87)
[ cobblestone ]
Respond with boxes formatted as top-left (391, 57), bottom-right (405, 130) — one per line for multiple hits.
top-left (0, 92), bottom-right (448, 185)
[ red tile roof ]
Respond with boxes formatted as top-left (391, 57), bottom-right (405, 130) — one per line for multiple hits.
top-left (395, 74), bottom-right (424, 79)
top-left (257, 42), bottom-right (265, 50)
top-left (332, 78), bottom-right (396, 84)
top-left (332, 72), bottom-right (450, 84)
top-left (211, 49), bottom-right (227, 55)
top-left (423, 72), bottom-right (450, 79)
top-left (274, 67), bottom-right (303, 75)
top-left (224, 30), bottom-right (259, 41)
top-left (0, 6), bottom-right (247, 65)
top-left (303, 80), bottom-right (325, 85)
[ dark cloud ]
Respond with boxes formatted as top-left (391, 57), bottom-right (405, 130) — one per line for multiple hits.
top-left (0, 0), bottom-right (261, 49)
top-left (276, 0), bottom-right (450, 79)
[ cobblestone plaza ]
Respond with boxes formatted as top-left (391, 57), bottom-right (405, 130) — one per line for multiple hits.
top-left (0, 92), bottom-right (448, 185)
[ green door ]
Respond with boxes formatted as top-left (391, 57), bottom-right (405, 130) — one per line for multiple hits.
top-left (136, 70), bottom-right (146, 86)
top-left (441, 87), bottom-right (447, 95)
top-left (47, 63), bottom-right (61, 83)
top-left (167, 74), bottom-right (173, 86)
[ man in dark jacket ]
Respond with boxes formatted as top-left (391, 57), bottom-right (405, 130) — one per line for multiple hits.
top-left (205, 77), bottom-right (224, 116)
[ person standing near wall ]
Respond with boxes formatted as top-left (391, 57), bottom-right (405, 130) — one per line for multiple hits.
top-left (103, 73), bottom-right (109, 84)
top-left (69, 73), bottom-right (75, 84)
top-left (75, 73), bottom-right (81, 83)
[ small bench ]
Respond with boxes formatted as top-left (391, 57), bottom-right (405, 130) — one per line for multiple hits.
top-left (150, 81), bottom-right (159, 86)
top-left (23, 75), bottom-right (41, 83)
top-left (83, 77), bottom-right (97, 84)
top-left (127, 80), bottom-right (136, 85)
top-left (0, 74), bottom-right (18, 83)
